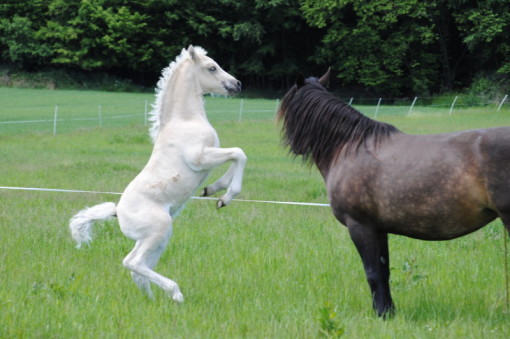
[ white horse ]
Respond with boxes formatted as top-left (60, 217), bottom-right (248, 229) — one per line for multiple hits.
top-left (69, 45), bottom-right (247, 302)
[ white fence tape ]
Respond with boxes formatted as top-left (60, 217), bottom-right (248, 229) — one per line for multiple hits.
top-left (0, 186), bottom-right (330, 207)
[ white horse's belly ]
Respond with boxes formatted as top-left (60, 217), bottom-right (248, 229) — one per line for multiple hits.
top-left (117, 162), bottom-right (209, 240)
top-left (121, 166), bottom-right (208, 208)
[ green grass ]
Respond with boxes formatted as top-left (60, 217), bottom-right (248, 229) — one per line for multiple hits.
top-left (1, 88), bottom-right (509, 338)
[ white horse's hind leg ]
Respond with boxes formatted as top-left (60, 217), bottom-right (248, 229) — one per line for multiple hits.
top-left (131, 272), bottom-right (153, 299)
top-left (130, 244), bottom-right (166, 299)
top-left (132, 233), bottom-right (177, 299)
top-left (123, 236), bottom-right (183, 302)
top-left (121, 213), bottom-right (183, 302)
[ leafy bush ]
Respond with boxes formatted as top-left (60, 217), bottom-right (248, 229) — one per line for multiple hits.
top-left (0, 66), bottom-right (148, 92)
top-left (467, 72), bottom-right (510, 104)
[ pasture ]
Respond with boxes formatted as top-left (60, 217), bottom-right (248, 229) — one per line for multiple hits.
top-left (1, 88), bottom-right (509, 338)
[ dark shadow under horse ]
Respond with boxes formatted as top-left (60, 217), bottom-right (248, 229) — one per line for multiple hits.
top-left (278, 69), bottom-right (510, 317)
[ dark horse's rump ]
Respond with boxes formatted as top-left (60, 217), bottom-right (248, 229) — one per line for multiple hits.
top-left (278, 71), bottom-right (510, 317)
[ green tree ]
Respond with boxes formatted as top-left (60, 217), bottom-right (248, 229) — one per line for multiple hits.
top-left (0, 0), bottom-right (53, 68)
top-left (38, 0), bottom-right (154, 71)
top-left (452, 0), bottom-right (510, 76)
top-left (1, 0), bottom-right (322, 90)
top-left (300, 0), bottom-right (440, 95)
top-left (0, 16), bottom-right (52, 68)
top-left (1, 0), bottom-right (507, 94)
top-left (187, 0), bottom-right (323, 90)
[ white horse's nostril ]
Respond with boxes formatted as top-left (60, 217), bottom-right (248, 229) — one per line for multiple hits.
top-left (223, 80), bottom-right (241, 95)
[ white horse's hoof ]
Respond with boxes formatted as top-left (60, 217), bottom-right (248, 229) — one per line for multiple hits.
top-left (217, 200), bottom-right (224, 208)
top-left (172, 291), bottom-right (184, 303)
top-left (217, 198), bottom-right (228, 209)
top-left (202, 187), bottom-right (209, 197)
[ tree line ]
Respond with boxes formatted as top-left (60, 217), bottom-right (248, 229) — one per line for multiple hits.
top-left (1, 0), bottom-right (508, 96)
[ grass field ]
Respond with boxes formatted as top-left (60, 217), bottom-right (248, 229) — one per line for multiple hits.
top-left (1, 88), bottom-right (510, 338)
top-left (0, 88), bottom-right (280, 135)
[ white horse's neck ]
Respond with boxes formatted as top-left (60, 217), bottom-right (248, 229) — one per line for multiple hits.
top-left (149, 49), bottom-right (210, 143)
top-left (160, 61), bottom-right (207, 123)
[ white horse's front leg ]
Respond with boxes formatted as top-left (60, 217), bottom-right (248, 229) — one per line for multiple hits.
top-left (190, 147), bottom-right (247, 208)
top-left (202, 162), bottom-right (236, 196)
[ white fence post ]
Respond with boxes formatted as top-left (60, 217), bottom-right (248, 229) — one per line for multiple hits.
top-left (98, 105), bottom-right (102, 127)
top-left (375, 98), bottom-right (382, 118)
top-left (238, 99), bottom-right (244, 122)
top-left (144, 100), bottom-right (148, 124)
top-left (348, 97), bottom-right (353, 105)
top-left (53, 105), bottom-right (58, 136)
top-left (497, 94), bottom-right (508, 111)
top-left (449, 96), bottom-right (458, 115)
top-left (408, 97), bottom-right (418, 116)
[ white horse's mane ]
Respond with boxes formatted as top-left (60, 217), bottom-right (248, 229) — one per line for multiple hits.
top-left (148, 46), bottom-right (208, 143)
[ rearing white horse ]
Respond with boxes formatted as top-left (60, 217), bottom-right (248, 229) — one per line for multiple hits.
top-left (69, 45), bottom-right (247, 302)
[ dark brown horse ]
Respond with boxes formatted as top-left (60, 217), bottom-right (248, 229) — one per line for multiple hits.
top-left (278, 69), bottom-right (510, 317)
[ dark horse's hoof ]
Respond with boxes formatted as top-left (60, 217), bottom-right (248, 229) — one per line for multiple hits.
top-left (377, 306), bottom-right (396, 319)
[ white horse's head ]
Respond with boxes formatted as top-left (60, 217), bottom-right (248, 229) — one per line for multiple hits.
top-left (187, 45), bottom-right (241, 96)
top-left (149, 46), bottom-right (241, 142)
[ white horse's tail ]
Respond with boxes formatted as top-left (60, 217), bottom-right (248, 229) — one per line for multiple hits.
top-left (69, 202), bottom-right (117, 248)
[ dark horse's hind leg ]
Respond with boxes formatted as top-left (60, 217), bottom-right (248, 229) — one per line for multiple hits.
top-left (501, 214), bottom-right (510, 247)
top-left (502, 213), bottom-right (510, 234)
top-left (347, 220), bottom-right (394, 317)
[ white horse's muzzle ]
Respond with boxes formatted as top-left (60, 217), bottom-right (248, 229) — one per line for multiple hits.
top-left (223, 80), bottom-right (242, 95)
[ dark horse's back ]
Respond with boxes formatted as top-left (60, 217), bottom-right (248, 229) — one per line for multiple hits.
top-left (327, 126), bottom-right (510, 240)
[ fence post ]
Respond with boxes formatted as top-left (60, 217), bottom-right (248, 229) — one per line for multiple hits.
top-left (408, 97), bottom-right (418, 116)
top-left (238, 98), bottom-right (244, 122)
top-left (375, 98), bottom-right (382, 119)
top-left (449, 96), bottom-right (458, 115)
top-left (497, 94), bottom-right (508, 111)
top-left (98, 105), bottom-right (102, 127)
top-left (144, 100), bottom-right (148, 125)
top-left (53, 105), bottom-right (58, 136)
top-left (348, 97), bottom-right (354, 105)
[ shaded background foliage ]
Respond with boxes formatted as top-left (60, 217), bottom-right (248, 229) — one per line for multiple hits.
top-left (0, 0), bottom-right (509, 96)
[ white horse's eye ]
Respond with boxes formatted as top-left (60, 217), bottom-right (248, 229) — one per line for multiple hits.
top-left (209, 66), bottom-right (217, 72)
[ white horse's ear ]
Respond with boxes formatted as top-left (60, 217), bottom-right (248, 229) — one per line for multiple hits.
top-left (188, 45), bottom-right (197, 62)
top-left (319, 67), bottom-right (331, 87)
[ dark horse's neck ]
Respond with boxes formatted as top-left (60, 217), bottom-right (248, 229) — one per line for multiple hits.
top-left (278, 82), bottom-right (400, 173)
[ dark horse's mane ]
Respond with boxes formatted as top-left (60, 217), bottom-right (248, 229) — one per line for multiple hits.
top-left (277, 78), bottom-right (400, 169)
